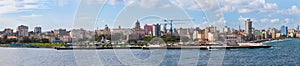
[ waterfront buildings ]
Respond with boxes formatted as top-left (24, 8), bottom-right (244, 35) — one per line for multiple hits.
top-left (144, 24), bottom-right (153, 36)
top-left (245, 19), bottom-right (253, 40)
top-left (269, 28), bottom-right (277, 39)
top-left (152, 24), bottom-right (161, 36)
top-left (53, 29), bottom-right (67, 37)
top-left (280, 26), bottom-right (288, 35)
top-left (3, 28), bottom-right (13, 36)
top-left (245, 19), bottom-right (252, 34)
top-left (134, 20), bottom-right (141, 30)
top-left (34, 27), bottom-right (42, 34)
top-left (0, 18), bottom-right (298, 44)
top-left (17, 25), bottom-right (29, 37)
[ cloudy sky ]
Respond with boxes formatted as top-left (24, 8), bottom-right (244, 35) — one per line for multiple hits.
top-left (0, 0), bottom-right (299, 31)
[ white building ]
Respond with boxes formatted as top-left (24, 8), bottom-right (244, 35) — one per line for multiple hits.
top-left (17, 25), bottom-right (29, 37)
top-left (208, 32), bottom-right (219, 42)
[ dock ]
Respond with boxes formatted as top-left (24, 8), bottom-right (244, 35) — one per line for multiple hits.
top-left (55, 45), bottom-right (272, 50)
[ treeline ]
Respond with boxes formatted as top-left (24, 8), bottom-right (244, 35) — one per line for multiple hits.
top-left (0, 37), bottom-right (50, 44)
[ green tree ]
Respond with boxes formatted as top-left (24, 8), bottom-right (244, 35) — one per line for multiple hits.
top-left (41, 38), bottom-right (50, 43)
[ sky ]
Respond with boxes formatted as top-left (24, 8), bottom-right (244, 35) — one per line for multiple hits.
top-left (0, 0), bottom-right (299, 32)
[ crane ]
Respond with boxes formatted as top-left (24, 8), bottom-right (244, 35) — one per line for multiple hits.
top-left (163, 19), bottom-right (195, 36)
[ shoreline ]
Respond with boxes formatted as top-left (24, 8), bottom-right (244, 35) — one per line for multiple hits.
top-left (1, 38), bottom-right (297, 50)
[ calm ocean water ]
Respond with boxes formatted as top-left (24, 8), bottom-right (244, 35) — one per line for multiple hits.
top-left (0, 38), bottom-right (299, 66)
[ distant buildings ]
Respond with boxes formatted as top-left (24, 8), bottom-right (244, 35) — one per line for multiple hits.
top-left (134, 20), bottom-right (141, 30)
top-left (3, 28), bottom-right (13, 36)
top-left (34, 27), bottom-right (42, 34)
top-left (280, 25), bottom-right (288, 35)
top-left (152, 24), bottom-right (161, 36)
top-left (245, 19), bottom-right (254, 40)
top-left (53, 29), bottom-right (67, 37)
top-left (0, 18), bottom-right (299, 44)
top-left (17, 25), bottom-right (29, 37)
top-left (269, 28), bottom-right (277, 39)
top-left (245, 19), bottom-right (252, 34)
top-left (144, 24), bottom-right (153, 36)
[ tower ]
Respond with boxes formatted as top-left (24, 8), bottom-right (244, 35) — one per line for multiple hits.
top-left (245, 19), bottom-right (252, 35)
top-left (135, 20), bottom-right (140, 30)
top-left (245, 19), bottom-right (253, 40)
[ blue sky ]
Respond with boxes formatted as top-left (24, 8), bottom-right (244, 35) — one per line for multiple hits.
top-left (0, 0), bottom-right (299, 31)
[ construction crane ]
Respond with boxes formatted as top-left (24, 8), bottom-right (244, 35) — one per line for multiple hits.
top-left (163, 19), bottom-right (195, 36)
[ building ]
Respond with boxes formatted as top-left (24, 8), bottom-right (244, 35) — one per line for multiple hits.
top-left (134, 20), bottom-right (141, 30)
top-left (269, 28), bottom-right (277, 39)
top-left (245, 19), bottom-right (254, 40)
top-left (280, 25), bottom-right (288, 35)
top-left (17, 25), bottom-right (29, 37)
top-left (204, 26), bottom-right (216, 40)
top-left (224, 34), bottom-right (237, 45)
top-left (70, 28), bottom-right (87, 41)
top-left (208, 32), bottom-right (218, 42)
top-left (53, 29), bottom-right (67, 36)
top-left (245, 19), bottom-right (252, 34)
top-left (144, 24), bottom-right (153, 36)
top-left (196, 29), bottom-right (205, 40)
top-left (3, 28), bottom-right (13, 36)
top-left (34, 27), bottom-right (42, 34)
top-left (152, 24), bottom-right (161, 36)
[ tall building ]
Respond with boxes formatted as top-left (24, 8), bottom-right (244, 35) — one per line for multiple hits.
top-left (17, 25), bottom-right (29, 37)
top-left (152, 24), bottom-right (161, 36)
top-left (144, 24), bottom-right (153, 36)
top-left (135, 20), bottom-right (141, 30)
top-left (245, 19), bottom-right (254, 40)
top-left (245, 19), bottom-right (252, 35)
top-left (34, 27), bottom-right (42, 34)
top-left (270, 28), bottom-right (277, 39)
top-left (280, 25), bottom-right (288, 35)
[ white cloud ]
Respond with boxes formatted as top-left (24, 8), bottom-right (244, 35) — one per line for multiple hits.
top-left (0, 0), bottom-right (47, 15)
top-left (287, 6), bottom-right (300, 17)
top-left (238, 8), bottom-right (254, 13)
top-left (270, 18), bottom-right (279, 23)
top-left (264, 3), bottom-right (277, 9)
top-left (20, 14), bottom-right (42, 18)
top-left (260, 18), bottom-right (279, 23)
top-left (219, 0), bottom-right (278, 13)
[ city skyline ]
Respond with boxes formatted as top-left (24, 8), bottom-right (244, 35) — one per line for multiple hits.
top-left (0, 21), bottom-right (299, 33)
top-left (0, 0), bottom-right (299, 31)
